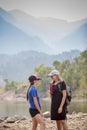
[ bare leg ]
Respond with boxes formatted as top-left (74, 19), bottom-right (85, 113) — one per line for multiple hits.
top-left (61, 120), bottom-right (68, 130)
top-left (34, 114), bottom-right (45, 130)
top-left (56, 120), bottom-right (62, 130)
top-left (32, 117), bottom-right (37, 130)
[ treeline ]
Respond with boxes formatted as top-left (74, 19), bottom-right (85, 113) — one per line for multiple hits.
top-left (35, 50), bottom-right (87, 98)
top-left (1, 79), bottom-right (27, 94)
top-left (1, 50), bottom-right (87, 98)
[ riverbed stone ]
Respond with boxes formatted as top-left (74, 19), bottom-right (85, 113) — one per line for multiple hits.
top-left (0, 113), bottom-right (87, 130)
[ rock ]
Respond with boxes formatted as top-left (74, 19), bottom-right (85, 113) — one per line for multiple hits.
top-left (0, 113), bottom-right (87, 130)
top-left (3, 124), bottom-right (10, 128)
top-left (0, 117), bottom-right (8, 123)
top-left (6, 117), bottom-right (18, 123)
top-left (43, 111), bottom-right (50, 118)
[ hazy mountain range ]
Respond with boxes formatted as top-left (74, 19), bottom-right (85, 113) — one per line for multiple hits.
top-left (0, 8), bottom-right (87, 82)
top-left (0, 8), bottom-right (87, 54)
top-left (0, 50), bottom-right (81, 81)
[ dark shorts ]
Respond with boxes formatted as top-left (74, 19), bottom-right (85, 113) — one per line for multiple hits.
top-left (29, 108), bottom-right (40, 117)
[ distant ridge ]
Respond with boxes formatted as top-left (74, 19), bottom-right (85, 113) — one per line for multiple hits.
top-left (54, 22), bottom-right (87, 51)
top-left (0, 8), bottom-right (87, 54)
top-left (0, 50), bottom-right (81, 81)
top-left (0, 15), bottom-right (50, 54)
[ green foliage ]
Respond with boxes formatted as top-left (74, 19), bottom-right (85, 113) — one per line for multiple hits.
top-left (35, 64), bottom-right (52, 94)
top-left (73, 91), bottom-right (87, 98)
top-left (78, 50), bottom-right (87, 89)
top-left (4, 79), bottom-right (17, 91)
top-left (34, 50), bottom-right (87, 98)
top-left (53, 50), bottom-right (87, 91)
top-left (3, 50), bottom-right (87, 98)
top-left (53, 60), bottom-right (61, 70)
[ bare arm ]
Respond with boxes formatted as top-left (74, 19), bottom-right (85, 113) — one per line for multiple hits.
top-left (33, 97), bottom-right (42, 115)
top-left (58, 90), bottom-right (67, 113)
top-left (60, 90), bottom-right (67, 108)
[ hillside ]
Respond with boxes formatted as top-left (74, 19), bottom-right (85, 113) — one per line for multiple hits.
top-left (0, 50), bottom-right (80, 81)
top-left (55, 22), bottom-right (87, 51)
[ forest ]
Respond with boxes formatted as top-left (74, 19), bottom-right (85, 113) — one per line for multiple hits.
top-left (1, 49), bottom-right (87, 99)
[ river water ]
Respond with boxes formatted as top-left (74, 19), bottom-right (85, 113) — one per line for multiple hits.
top-left (0, 100), bottom-right (87, 117)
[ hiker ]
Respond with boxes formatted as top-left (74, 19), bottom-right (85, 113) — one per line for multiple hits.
top-left (26, 74), bottom-right (45, 130)
top-left (48, 69), bottom-right (68, 130)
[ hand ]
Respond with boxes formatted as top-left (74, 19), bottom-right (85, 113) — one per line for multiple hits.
top-left (40, 111), bottom-right (43, 117)
top-left (58, 106), bottom-right (62, 114)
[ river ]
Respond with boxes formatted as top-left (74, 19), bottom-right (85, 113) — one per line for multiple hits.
top-left (0, 100), bottom-right (87, 117)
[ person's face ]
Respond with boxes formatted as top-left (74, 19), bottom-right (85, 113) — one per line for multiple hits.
top-left (34, 80), bottom-right (39, 86)
top-left (51, 75), bottom-right (58, 81)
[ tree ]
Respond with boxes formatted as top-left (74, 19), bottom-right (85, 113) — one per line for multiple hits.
top-left (53, 60), bottom-right (61, 70)
top-left (35, 64), bottom-right (52, 95)
top-left (4, 79), bottom-right (17, 91)
top-left (4, 79), bottom-right (10, 91)
top-left (78, 50), bottom-right (87, 89)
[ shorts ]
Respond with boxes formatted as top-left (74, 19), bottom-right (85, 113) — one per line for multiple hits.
top-left (29, 108), bottom-right (40, 117)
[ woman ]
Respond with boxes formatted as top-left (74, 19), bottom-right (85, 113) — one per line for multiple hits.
top-left (48, 69), bottom-right (68, 130)
top-left (26, 74), bottom-right (45, 130)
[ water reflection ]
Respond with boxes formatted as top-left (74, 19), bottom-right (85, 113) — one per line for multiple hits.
top-left (0, 100), bottom-right (87, 117)
top-left (0, 100), bottom-right (29, 117)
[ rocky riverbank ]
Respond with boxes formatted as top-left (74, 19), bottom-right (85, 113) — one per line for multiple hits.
top-left (0, 112), bottom-right (87, 130)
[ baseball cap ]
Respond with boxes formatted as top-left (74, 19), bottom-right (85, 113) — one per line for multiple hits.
top-left (48, 69), bottom-right (60, 77)
top-left (28, 74), bottom-right (41, 82)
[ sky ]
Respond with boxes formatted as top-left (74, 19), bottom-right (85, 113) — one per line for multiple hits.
top-left (0, 0), bottom-right (87, 21)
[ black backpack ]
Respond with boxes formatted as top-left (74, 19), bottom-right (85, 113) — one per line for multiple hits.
top-left (66, 85), bottom-right (72, 105)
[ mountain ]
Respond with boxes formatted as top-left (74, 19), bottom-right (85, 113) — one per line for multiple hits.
top-left (0, 15), bottom-right (50, 54)
top-left (0, 50), bottom-right (81, 81)
top-left (54, 22), bottom-right (87, 52)
top-left (0, 8), bottom-right (87, 54)
top-left (9, 9), bottom-right (86, 42)
top-left (0, 8), bottom-right (14, 22)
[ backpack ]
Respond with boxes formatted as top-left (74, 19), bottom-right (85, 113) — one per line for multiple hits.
top-left (66, 85), bottom-right (72, 105)
top-left (58, 81), bottom-right (72, 105)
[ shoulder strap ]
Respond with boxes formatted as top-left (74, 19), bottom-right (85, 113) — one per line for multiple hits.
top-left (57, 81), bottom-right (62, 92)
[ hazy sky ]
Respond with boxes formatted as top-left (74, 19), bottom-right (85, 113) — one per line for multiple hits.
top-left (0, 0), bottom-right (87, 21)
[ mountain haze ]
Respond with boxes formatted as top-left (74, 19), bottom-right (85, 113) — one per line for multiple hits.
top-left (9, 9), bottom-right (87, 43)
top-left (0, 50), bottom-right (81, 81)
top-left (0, 8), bottom-right (87, 54)
top-left (0, 7), bottom-right (86, 81)
top-left (54, 22), bottom-right (87, 52)
top-left (0, 10), bottom-right (50, 54)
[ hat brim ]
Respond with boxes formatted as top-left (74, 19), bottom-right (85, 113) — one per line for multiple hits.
top-left (48, 73), bottom-right (59, 77)
top-left (36, 78), bottom-right (41, 80)
top-left (47, 74), bottom-right (52, 77)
